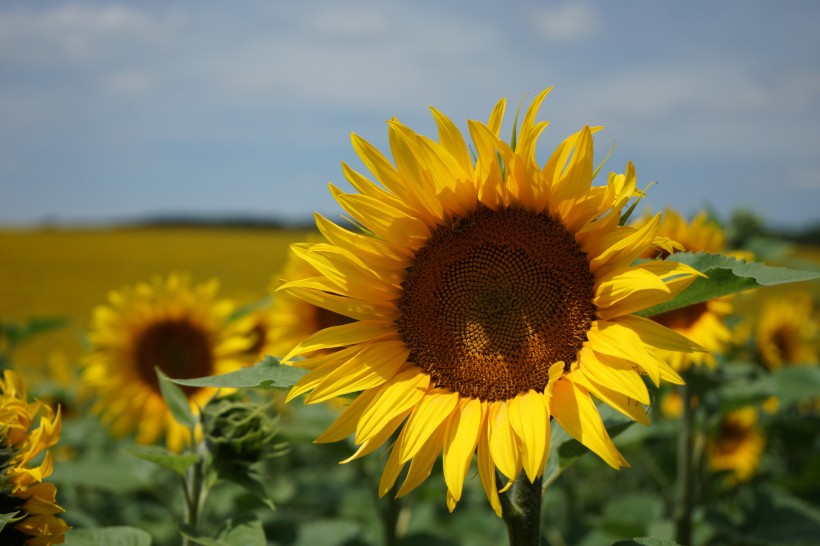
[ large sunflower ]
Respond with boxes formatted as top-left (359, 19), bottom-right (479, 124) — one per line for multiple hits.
top-left (756, 292), bottom-right (818, 370)
top-left (280, 89), bottom-right (704, 515)
top-left (1, 370), bottom-right (69, 546)
top-left (635, 209), bottom-right (734, 371)
top-left (706, 407), bottom-right (765, 484)
top-left (84, 273), bottom-right (252, 451)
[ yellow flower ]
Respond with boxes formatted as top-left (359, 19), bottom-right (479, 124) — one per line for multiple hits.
top-left (636, 209), bottom-right (734, 371)
top-left (83, 273), bottom-right (252, 451)
top-left (756, 292), bottom-right (818, 370)
top-left (0, 370), bottom-right (70, 546)
top-left (706, 407), bottom-right (765, 483)
top-left (280, 90), bottom-right (704, 515)
top-left (265, 248), bottom-right (355, 360)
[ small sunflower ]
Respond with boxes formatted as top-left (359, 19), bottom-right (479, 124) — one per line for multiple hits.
top-left (265, 248), bottom-right (354, 360)
top-left (756, 292), bottom-right (818, 370)
top-left (706, 407), bottom-right (765, 483)
top-left (1, 370), bottom-right (69, 546)
top-left (280, 90), bottom-right (704, 515)
top-left (636, 209), bottom-right (734, 371)
top-left (84, 273), bottom-right (252, 451)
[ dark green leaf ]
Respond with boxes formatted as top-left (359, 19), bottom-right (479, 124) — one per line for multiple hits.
top-left (156, 367), bottom-right (197, 429)
top-left (740, 487), bottom-right (820, 545)
top-left (170, 356), bottom-right (307, 390)
top-left (123, 445), bottom-right (200, 476)
top-left (638, 252), bottom-right (820, 317)
top-left (63, 526), bottom-right (153, 546)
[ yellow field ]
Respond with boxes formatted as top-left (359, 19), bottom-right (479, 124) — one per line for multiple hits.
top-left (0, 226), bottom-right (314, 374)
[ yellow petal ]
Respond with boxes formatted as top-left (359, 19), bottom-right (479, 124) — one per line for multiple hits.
top-left (355, 368), bottom-right (430, 444)
top-left (306, 341), bottom-right (410, 403)
top-left (282, 320), bottom-right (396, 362)
top-left (314, 389), bottom-right (379, 443)
top-left (397, 389), bottom-right (460, 463)
top-left (508, 390), bottom-right (549, 481)
top-left (441, 398), bottom-right (483, 504)
top-left (488, 401), bottom-right (522, 482)
top-left (477, 410), bottom-right (503, 517)
top-left (396, 424), bottom-right (447, 498)
top-left (551, 378), bottom-right (628, 469)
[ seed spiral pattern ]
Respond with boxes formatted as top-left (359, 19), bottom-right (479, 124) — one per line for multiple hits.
top-left (398, 206), bottom-right (596, 401)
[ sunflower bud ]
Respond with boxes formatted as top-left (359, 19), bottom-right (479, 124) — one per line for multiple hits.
top-left (202, 395), bottom-right (283, 467)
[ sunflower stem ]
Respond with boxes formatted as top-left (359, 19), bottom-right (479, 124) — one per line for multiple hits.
top-left (675, 383), bottom-right (695, 546)
top-left (501, 472), bottom-right (543, 546)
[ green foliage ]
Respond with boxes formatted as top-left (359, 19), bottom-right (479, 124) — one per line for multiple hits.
top-left (638, 252), bottom-right (820, 317)
top-left (124, 446), bottom-right (200, 477)
top-left (611, 538), bottom-right (680, 546)
top-left (170, 357), bottom-right (307, 391)
top-left (180, 517), bottom-right (266, 546)
top-left (202, 395), bottom-right (287, 467)
top-left (156, 368), bottom-right (197, 429)
top-left (63, 526), bottom-right (153, 546)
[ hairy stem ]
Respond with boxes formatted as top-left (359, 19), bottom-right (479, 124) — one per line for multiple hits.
top-left (500, 472), bottom-right (543, 546)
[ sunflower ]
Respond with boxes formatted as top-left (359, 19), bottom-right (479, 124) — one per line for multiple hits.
top-left (83, 273), bottom-right (252, 452)
top-left (756, 292), bottom-right (818, 370)
top-left (635, 209), bottom-right (734, 371)
top-left (280, 89), bottom-right (704, 515)
top-left (706, 407), bottom-right (765, 483)
top-left (0, 370), bottom-right (69, 546)
top-left (265, 247), bottom-right (354, 360)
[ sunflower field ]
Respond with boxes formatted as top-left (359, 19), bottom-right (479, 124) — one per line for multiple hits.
top-left (2, 92), bottom-right (820, 546)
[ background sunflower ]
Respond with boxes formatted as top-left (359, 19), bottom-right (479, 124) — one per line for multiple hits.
top-left (82, 273), bottom-right (253, 451)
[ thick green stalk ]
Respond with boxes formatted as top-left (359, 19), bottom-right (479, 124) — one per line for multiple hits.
top-left (500, 472), bottom-right (543, 546)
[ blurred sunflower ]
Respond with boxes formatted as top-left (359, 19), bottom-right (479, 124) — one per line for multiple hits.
top-left (706, 407), bottom-right (765, 483)
top-left (636, 209), bottom-right (734, 371)
top-left (0, 370), bottom-right (69, 546)
top-left (266, 247), bottom-right (354, 360)
top-left (280, 89), bottom-right (704, 515)
top-left (84, 273), bottom-right (252, 452)
top-left (756, 292), bottom-right (818, 370)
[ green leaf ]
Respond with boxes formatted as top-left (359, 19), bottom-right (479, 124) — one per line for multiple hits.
top-left (63, 526), bottom-right (153, 546)
top-left (638, 252), bottom-right (820, 317)
top-left (123, 445), bottom-right (200, 476)
top-left (180, 517), bottom-right (266, 546)
top-left (50, 453), bottom-right (153, 493)
top-left (156, 367), bottom-right (196, 429)
top-left (170, 356), bottom-right (307, 390)
top-left (213, 460), bottom-right (275, 510)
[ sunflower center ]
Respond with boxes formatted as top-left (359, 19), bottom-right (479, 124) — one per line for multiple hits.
top-left (135, 320), bottom-right (214, 395)
top-left (397, 206), bottom-right (596, 401)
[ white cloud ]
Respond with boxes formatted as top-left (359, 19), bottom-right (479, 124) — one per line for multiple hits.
top-left (530, 3), bottom-right (600, 43)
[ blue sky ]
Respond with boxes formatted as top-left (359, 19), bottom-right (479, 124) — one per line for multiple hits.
top-left (2, 0), bottom-right (819, 228)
